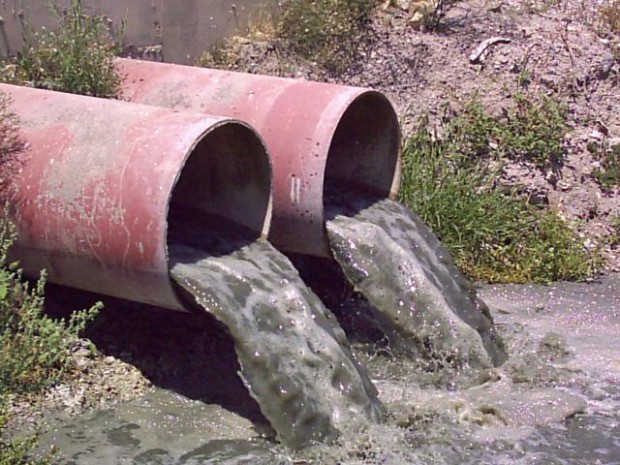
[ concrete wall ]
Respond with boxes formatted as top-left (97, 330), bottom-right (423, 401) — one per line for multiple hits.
top-left (0, 0), bottom-right (270, 64)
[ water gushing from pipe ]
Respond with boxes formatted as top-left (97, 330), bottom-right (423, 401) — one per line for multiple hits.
top-left (168, 209), bottom-right (384, 449)
top-left (324, 188), bottom-right (507, 373)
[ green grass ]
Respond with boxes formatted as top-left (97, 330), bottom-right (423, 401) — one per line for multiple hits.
top-left (443, 91), bottom-right (568, 169)
top-left (0, 0), bottom-right (122, 98)
top-left (277, 0), bottom-right (378, 72)
top-left (399, 98), bottom-right (600, 284)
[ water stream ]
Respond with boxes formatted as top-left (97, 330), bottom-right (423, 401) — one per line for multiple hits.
top-left (324, 189), bottom-right (506, 373)
top-left (167, 210), bottom-right (384, 449)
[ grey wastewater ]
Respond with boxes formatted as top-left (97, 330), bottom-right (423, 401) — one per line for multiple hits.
top-left (324, 188), bottom-right (507, 373)
top-left (167, 209), bottom-right (384, 449)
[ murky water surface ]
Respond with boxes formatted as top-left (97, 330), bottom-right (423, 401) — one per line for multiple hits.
top-left (37, 201), bottom-right (620, 464)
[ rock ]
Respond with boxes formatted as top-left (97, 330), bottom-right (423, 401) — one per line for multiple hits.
top-left (594, 53), bottom-right (615, 80)
top-left (73, 347), bottom-right (93, 369)
top-left (538, 332), bottom-right (571, 361)
top-left (588, 130), bottom-right (605, 142)
top-left (408, 0), bottom-right (439, 28)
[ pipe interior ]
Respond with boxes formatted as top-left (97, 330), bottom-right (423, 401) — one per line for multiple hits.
top-left (324, 92), bottom-right (401, 197)
top-left (168, 123), bottom-right (272, 241)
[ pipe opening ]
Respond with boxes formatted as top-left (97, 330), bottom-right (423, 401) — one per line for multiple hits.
top-left (167, 122), bottom-right (272, 248)
top-left (324, 92), bottom-right (401, 198)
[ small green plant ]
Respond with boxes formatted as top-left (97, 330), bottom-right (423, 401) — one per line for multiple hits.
top-left (522, 0), bottom-right (562, 14)
top-left (277, 0), bottom-right (378, 72)
top-left (609, 215), bottom-right (620, 247)
top-left (0, 95), bottom-right (25, 162)
top-left (442, 91), bottom-right (568, 169)
top-left (399, 110), bottom-right (599, 284)
top-left (0, 220), bottom-right (102, 397)
top-left (589, 141), bottom-right (620, 188)
top-left (495, 92), bottom-right (568, 168)
top-left (1, 0), bottom-right (122, 98)
top-left (0, 408), bottom-right (53, 465)
top-left (0, 94), bottom-right (26, 195)
top-left (198, 39), bottom-right (238, 70)
top-left (417, 0), bottom-right (462, 31)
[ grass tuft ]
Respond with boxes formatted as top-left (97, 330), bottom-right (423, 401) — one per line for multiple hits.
top-left (600, 0), bottom-right (620, 33)
top-left (277, 0), bottom-right (378, 72)
top-left (198, 0), bottom-right (380, 73)
top-left (442, 91), bottom-right (568, 170)
top-left (589, 141), bottom-right (620, 189)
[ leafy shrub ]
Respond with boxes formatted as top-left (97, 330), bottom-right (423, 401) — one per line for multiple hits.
top-left (0, 95), bottom-right (25, 162)
top-left (0, 94), bottom-right (26, 195)
top-left (1, 0), bottom-right (122, 98)
top-left (0, 220), bottom-right (102, 397)
top-left (399, 112), bottom-right (600, 284)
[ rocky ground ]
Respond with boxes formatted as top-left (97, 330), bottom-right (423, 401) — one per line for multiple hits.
top-left (5, 0), bottom-right (620, 441)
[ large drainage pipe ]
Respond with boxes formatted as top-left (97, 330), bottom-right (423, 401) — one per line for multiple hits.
top-left (0, 83), bottom-right (272, 311)
top-left (118, 59), bottom-right (402, 257)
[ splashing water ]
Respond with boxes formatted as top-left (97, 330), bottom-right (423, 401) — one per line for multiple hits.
top-left (167, 210), bottom-right (384, 449)
top-left (325, 189), bottom-right (506, 372)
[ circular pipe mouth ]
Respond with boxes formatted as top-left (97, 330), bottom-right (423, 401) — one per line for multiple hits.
top-left (116, 59), bottom-right (402, 258)
top-left (324, 91), bottom-right (401, 204)
top-left (166, 121), bottom-right (273, 250)
top-left (165, 120), bottom-right (272, 311)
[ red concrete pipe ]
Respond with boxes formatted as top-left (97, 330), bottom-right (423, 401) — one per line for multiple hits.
top-left (117, 59), bottom-right (402, 257)
top-left (0, 83), bottom-right (272, 311)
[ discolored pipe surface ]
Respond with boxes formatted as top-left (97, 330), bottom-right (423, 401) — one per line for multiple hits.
top-left (118, 58), bottom-right (402, 257)
top-left (0, 83), bottom-right (272, 310)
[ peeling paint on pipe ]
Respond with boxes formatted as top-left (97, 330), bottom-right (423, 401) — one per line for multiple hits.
top-left (118, 59), bottom-right (402, 257)
top-left (0, 83), bottom-right (272, 311)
